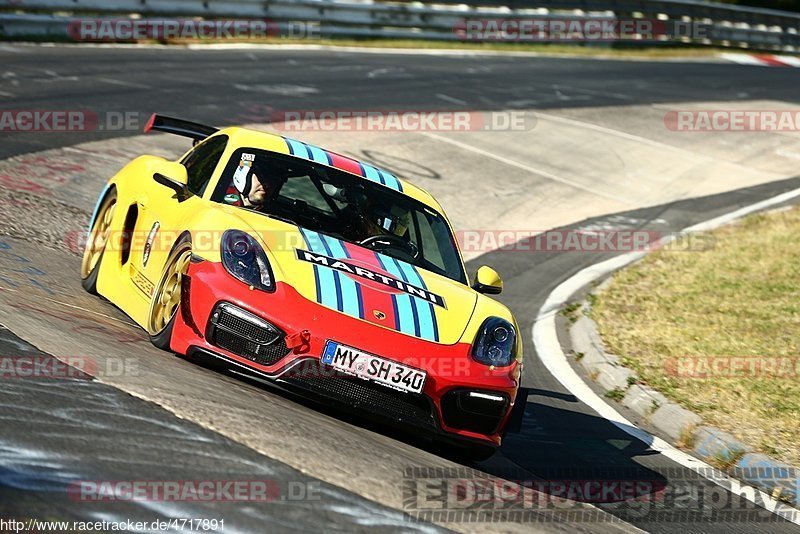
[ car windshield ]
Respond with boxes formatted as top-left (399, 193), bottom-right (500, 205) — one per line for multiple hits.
top-left (211, 148), bottom-right (467, 284)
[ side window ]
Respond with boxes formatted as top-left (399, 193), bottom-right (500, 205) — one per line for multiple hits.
top-left (280, 176), bottom-right (332, 213)
top-left (181, 135), bottom-right (228, 196)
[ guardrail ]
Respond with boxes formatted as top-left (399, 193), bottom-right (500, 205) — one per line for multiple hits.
top-left (409, 0), bottom-right (800, 29)
top-left (0, 0), bottom-right (798, 51)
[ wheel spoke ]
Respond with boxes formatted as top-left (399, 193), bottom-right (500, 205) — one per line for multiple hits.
top-left (82, 197), bottom-right (116, 279)
top-left (103, 204), bottom-right (115, 225)
top-left (168, 291), bottom-right (180, 311)
top-left (149, 247), bottom-right (191, 335)
top-left (176, 253), bottom-right (191, 274)
top-left (160, 285), bottom-right (172, 306)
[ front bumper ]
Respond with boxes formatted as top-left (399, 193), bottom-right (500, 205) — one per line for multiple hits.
top-left (171, 258), bottom-right (521, 446)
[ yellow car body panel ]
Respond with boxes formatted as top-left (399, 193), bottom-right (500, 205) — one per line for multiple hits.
top-left (90, 127), bottom-right (520, 350)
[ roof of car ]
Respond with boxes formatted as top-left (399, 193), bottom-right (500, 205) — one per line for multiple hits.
top-left (219, 127), bottom-right (442, 211)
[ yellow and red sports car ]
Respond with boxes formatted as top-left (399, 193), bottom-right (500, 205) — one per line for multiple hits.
top-left (81, 115), bottom-right (524, 459)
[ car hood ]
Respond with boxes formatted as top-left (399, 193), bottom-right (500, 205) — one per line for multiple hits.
top-left (231, 211), bottom-right (477, 345)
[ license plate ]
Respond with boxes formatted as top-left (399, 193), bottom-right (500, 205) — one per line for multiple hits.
top-left (321, 341), bottom-right (426, 394)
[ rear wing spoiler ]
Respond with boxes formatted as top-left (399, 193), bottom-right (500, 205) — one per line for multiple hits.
top-left (144, 114), bottom-right (219, 144)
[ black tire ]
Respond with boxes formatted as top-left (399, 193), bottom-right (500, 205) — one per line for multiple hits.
top-left (147, 235), bottom-right (192, 352)
top-left (81, 250), bottom-right (103, 294)
top-left (81, 188), bottom-right (117, 295)
top-left (149, 308), bottom-right (178, 351)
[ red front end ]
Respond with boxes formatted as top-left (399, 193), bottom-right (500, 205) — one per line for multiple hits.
top-left (171, 258), bottom-right (521, 447)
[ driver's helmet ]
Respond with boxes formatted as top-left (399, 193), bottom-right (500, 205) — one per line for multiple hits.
top-left (374, 206), bottom-right (411, 237)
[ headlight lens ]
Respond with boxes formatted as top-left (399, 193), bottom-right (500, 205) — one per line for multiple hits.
top-left (221, 230), bottom-right (275, 292)
top-left (471, 317), bottom-right (516, 367)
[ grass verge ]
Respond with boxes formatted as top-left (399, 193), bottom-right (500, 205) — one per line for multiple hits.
top-left (591, 205), bottom-right (800, 466)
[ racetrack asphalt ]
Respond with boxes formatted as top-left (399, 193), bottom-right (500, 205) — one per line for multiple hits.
top-left (2, 43), bottom-right (800, 159)
top-left (0, 326), bottom-right (446, 534)
top-left (1, 44), bottom-right (799, 533)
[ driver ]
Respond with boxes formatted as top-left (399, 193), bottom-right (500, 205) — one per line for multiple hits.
top-left (224, 167), bottom-right (273, 211)
top-left (354, 201), bottom-right (410, 243)
top-left (244, 174), bottom-right (268, 208)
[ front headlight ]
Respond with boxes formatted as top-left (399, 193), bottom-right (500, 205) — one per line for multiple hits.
top-left (471, 317), bottom-right (516, 367)
top-left (221, 230), bottom-right (275, 292)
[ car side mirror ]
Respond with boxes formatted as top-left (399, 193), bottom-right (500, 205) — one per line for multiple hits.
top-left (472, 266), bottom-right (503, 295)
top-left (153, 161), bottom-right (190, 201)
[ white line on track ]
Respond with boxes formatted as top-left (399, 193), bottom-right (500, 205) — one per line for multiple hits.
top-left (534, 112), bottom-right (786, 176)
top-left (435, 93), bottom-right (468, 106)
top-left (534, 111), bottom-right (708, 152)
top-left (551, 84), bottom-right (633, 101)
top-left (366, 67), bottom-right (395, 78)
top-left (0, 285), bottom-right (140, 328)
top-left (533, 186), bottom-right (800, 526)
top-left (96, 77), bottom-right (152, 90)
top-left (33, 75), bottom-right (79, 83)
top-left (234, 83), bottom-right (318, 95)
top-left (419, 131), bottom-right (633, 204)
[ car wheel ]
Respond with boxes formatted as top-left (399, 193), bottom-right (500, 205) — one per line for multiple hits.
top-left (81, 188), bottom-right (117, 294)
top-left (147, 237), bottom-right (192, 351)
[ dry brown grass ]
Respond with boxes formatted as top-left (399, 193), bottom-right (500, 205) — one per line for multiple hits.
top-left (592, 206), bottom-right (800, 466)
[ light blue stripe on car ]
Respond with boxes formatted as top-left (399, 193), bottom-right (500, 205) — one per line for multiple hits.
top-left (304, 143), bottom-right (331, 165)
top-left (318, 234), bottom-right (363, 320)
top-left (361, 164), bottom-right (403, 192)
top-left (376, 253), bottom-right (419, 338)
top-left (391, 258), bottom-right (438, 341)
top-left (377, 170), bottom-right (403, 192)
top-left (285, 137), bottom-right (402, 192)
top-left (392, 258), bottom-right (437, 342)
top-left (360, 163), bottom-right (384, 186)
top-left (285, 138), bottom-right (311, 159)
top-left (300, 229), bottom-right (340, 312)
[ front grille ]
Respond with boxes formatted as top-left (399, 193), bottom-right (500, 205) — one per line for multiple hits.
top-left (282, 362), bottom-right (437, 429)
top-left (213, 329), bottom-right (290, 366)
top-left (214, 305), bottom-right (280, 345)
top-left (209, 303), bottom-right (290, 367)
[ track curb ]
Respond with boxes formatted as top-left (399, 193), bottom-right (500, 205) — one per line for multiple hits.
top-left (533, 185), bottom-right (800, 526)
top-left (564, 233), bottom-right (800, 507)
top-left (5, 41), bottom-right (730, 63)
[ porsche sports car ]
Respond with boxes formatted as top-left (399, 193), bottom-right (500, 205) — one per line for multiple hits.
top-left (81, 114), bottom-right (524, 459)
